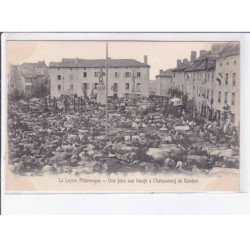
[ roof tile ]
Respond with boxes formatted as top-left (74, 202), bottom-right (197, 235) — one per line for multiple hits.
top-left (49, 58), bottom-right (149, 68)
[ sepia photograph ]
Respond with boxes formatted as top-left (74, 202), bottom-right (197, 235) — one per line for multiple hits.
top-left (1, 0), bottom-right (250, 248)
top-left (3, 37), bottom-right (240, 192)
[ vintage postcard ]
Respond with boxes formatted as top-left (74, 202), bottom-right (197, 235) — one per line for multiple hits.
top-left (2, 34), bottom-right (240, 193)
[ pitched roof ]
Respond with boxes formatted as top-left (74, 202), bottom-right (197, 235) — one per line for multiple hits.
top-left (218, 42), bottom-right (240, 58)
top-left (184, 50), bottom-right (216, 72)
top-left (156, 69), bottom-right (173, 77)
top-left (185, 57), bottom-right (216, 72)
top-left (21, 61), bottom-right (47, 68)
top-left (49, 58), bottom-right (150, 68)
top-left (21, 72), bottom-right (44, 78)
top-left (172, 62), bottom-right (190, 72)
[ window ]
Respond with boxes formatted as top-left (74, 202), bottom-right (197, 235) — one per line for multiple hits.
top-left (218, 91), bottom-right (221, 103)
top-left (232, 92), bottom-right (235, 105)
top-left (125, 83), bottom-right (130, 90)
top-left (227, 62), bottom-right (229, 65)
top-left (224, 92), bottom-right (228, 104)
top-left (137, 72), bottom-right (141, 78)
top-left (233, 73), bottom-right (236, 86)
top-left (234, 60), bottom-right (237, 65)
top-left (95, 72), bottom-right (99, 77)
top-left (70, 84), bottom-right (74, 91)
top-left (211, 90), bottom-right (214, 104)
top-left (212, 73), bottom-right (214, 82)
top-left (207, 90), bottom-right (209, 99)
top-left (220, 63), bottom-right (222, 67)
top-left (58, 84), bottom-right (61, 90)
top-left (94, 83), bottom-right (98, 89)
top-left (83, 83), bottom-right (88, 90)
top-left (136, 83), bottom-right (141, 91)
top-left (57, 75), bottom-right (61, 80)
top-left (83, 72), bottom-right (87, 77)
top-left (225, 73), bottom-right (228, 85)
top-left (113, 83), bottom-right (118, 92)
top-left (69, 75), bottom-right (74, 80)
top-left (125, 72), bottom-right (130, 78)
top-left (114, 72), bottom-right (119, 78)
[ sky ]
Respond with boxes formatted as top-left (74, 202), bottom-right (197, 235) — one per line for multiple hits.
top-left (7, 41), bottom-right (214, 79)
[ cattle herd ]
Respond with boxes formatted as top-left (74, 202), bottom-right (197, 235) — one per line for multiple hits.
top-left (8, 95), bottom-right (240, 176)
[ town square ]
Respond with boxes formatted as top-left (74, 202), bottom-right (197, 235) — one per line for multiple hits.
top-left (7, 41), bottom-right (240, 178)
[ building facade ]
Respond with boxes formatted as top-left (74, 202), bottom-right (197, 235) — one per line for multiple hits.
top-left (213, 44), bottom-right (240, 126)
top-left (159, 43), bottom-right (240, 126)
top-left (155, 69), bottom-right (173, 96)
top-left (9, 61), bottom-right (49, 97)
top-left (48, 57), bottom-right (150, 99)
top-left (172, 59), bottom-right (190, 94)
top-left (184, 50), bottom-right (216, 121)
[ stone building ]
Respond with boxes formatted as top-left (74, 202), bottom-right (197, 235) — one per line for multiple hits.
top-left (213, 43), bottom-right (240, 125)
top-left (155, 69), bottom-right (174, 96)
top-left (48, 56), bottom-right (150, 99)
top-left (172, 58), bottom-right (190, 94)
top-left (9, 61), bottom-right (49, 97)
top-left (156, 42), bottom-right (240, 126)
top-left (184, 50), bottom-right (217, 120)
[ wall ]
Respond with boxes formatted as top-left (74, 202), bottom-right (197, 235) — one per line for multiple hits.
top-left (49, 66), bottom-right (150, 98)
top-left (155, 75), bottom-right (173, 96)
top-left (9, 64), bottom-right (49, 97)
top-left (9, 65), bottom-right (25, 94)
top-left (213, 55), bottom-right (240, 125)
top-left (172, 71), bottom-right (186, 93)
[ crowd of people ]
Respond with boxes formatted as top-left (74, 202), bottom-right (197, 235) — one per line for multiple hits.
top-left (8, 93), bottom-right (239, 176)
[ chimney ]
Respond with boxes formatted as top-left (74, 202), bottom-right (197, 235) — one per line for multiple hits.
top-left (144, 55), bottom-right (148, 65)
top-left (191, 51), bottom-right (196, 63)
top-left (200, 50), bottom-right (206, 57)
top-left (183, 58), bottom-right (188, 63)
top-left (177, 59), bottom-right (181, 67)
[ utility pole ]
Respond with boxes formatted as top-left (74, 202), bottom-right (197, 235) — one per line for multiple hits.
top-left (105, 42), bottom-right (109, 136)
top-left (131, 69), bottom-right (136, 104)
